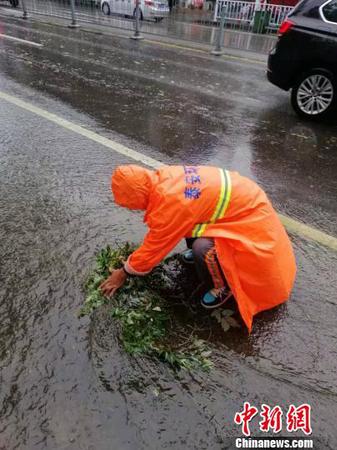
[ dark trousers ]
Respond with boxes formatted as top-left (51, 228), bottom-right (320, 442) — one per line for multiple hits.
top-left (186, 237), bottom-right (227, 291)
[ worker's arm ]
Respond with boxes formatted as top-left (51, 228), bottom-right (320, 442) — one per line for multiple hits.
top-left (101, 194), bottom-right (196, 296)
top-left (124, 231), bottom-right (178, 275)
top-left (120, 191), bottom-right (195, 275)
top-left (100, 220), bottom-right (190, 297)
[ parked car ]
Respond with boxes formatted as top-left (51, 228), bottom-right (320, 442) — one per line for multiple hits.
top-left (101, 0), bottom-right (170, 21)
top-left (267, 0), bottom-right (337, 119)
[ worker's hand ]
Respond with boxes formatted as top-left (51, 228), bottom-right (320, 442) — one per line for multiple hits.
top-left (100, 268), bottom-right (127, 298)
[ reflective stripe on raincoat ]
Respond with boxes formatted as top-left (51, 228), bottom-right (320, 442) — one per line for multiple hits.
top-left (111, 164), bottom-right (297, 331)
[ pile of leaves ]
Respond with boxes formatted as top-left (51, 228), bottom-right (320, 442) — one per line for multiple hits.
top-left (80, 243), bottom-right (213, 371)
top-left (211, 309), bottom-right (240, 332)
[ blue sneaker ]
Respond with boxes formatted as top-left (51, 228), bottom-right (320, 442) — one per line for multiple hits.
top-left (201, 288), bottom-right (232, 309)
top-left (181, 249), bottom-right (194, 264)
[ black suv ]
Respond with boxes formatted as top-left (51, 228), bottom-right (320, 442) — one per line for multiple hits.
top-left (267, 0), bottom-right (337, 119)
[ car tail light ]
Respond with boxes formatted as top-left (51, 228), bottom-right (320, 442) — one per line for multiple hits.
top-left (145, 0), bottom-right (154, 5)
top-left (278, 19), bottom-right (294, 35)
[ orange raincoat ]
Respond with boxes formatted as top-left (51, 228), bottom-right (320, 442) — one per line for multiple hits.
top-left (112, 165), bottom-right (296, 331)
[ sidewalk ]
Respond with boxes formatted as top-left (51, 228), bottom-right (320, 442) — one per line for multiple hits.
top-left (0, 2), bottom-right (276, 55)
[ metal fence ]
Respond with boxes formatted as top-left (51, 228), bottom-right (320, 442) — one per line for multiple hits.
top-left (214, 0), bottom-right (294, 34)
top-left (2, 0), bottom-right (284, 53)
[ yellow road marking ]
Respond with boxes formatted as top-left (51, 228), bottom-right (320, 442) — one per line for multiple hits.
top-left (144, 39), bottom-right (265, 65)
top-left (0, 90), bottom-right (336, 252)
top-left (280, 215), bottom-right (337, 252)
top-left (144, 39), bottom-right (208, 54)
top-left (221, 54), bottom-right (265, 65)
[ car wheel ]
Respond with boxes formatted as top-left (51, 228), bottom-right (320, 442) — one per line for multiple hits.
top-left (291, 69), bottom-right (336, 120)
top-left (102, 2), bottom-right (111, 15)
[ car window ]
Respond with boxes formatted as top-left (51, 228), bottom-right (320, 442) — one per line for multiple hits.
top-left (288, 0), bottom-right (307, 16)
top-left (304, 5), bottom-right (320, 17)
top-left (296, 0), bottom-right (321, 19)
top-left (322, 0), bottom-right (337, 23)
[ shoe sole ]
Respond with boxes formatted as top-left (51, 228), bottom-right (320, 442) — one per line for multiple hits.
top-left (200, 292), bottom-right (233, 309)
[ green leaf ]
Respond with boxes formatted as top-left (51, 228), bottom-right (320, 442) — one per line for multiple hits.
top-left (226, 317), bottom-right (240, 328)
top-left (81, 243), bottom-right (214, 372)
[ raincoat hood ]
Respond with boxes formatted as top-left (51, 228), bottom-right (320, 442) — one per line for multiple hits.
top-left (111, 165), bottom-right (156, 210)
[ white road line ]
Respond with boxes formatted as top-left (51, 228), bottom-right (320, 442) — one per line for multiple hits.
top-left (0, 33), bottom-right (43, 48)
top-left (0, 90), bottom-right (336, 252)
top-left (0, 91), bottom-right (161, 169)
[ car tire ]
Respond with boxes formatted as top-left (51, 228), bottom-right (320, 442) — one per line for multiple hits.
top-left (291, 69), bottom-right (336, 120)
top-left (101, 2), bottom-right (111, 15)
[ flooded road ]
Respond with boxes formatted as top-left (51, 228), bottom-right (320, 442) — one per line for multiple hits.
top-left (0, 14), bottom-right (337, 450)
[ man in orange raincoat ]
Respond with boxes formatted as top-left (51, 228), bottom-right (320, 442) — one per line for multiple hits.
top-left (100, 164), bottom-right (296, 332)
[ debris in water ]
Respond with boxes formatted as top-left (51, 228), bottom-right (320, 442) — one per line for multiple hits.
top-left (211, 309), bottom-right (240, 332)
top-left (80, 243), bottom-right (213, 371)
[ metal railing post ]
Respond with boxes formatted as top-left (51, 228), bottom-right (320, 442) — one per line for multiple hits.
top-left (131, 0), bottom-right (144, 40)
top-left (69, 0), bottom-right (80, 28)
top-left (21, 0), bottom-right (28, 20)
top-left (213, 0), bottom-right (219, 22)
top-left (211, 2), bottom-right (226, 55)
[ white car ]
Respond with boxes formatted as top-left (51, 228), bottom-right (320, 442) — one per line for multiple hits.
top-left (101, 0), bottom-right (170, 21)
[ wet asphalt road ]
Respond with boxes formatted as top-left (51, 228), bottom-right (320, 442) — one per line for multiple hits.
top-left (0, 13), bottom-right (337, 450)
